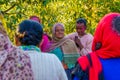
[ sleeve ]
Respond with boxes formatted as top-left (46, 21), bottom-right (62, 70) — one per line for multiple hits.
top-left (80, 35), bottom-right (93, 55)
top-left (66, 33), bottom-right (75, 40)
top-left (53, 55), bottom-right (68, 80)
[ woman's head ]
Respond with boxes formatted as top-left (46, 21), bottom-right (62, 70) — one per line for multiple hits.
top-left (52, 23), bottom-right (65, 39)
top-left (15, 20), bottom-right (43, 46)
top-left (92, 13), bottom-right (120, 58)
top-left (29, 16), bottom-right (42, 23)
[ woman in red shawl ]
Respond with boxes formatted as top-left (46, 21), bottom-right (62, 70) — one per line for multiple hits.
top-left (72, 13), bottom-right (120, 80)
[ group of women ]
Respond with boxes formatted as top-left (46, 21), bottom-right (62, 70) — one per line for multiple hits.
top-left (0, 12), bottom-right (120, 80)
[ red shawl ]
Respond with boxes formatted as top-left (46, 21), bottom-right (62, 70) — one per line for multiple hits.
top-left (78, 13), bottom-right (120, 80)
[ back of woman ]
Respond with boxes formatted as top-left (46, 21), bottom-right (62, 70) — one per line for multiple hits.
top-left (27, 51), bottom-right (67, 80)
top-left (15, 20), bottom-right (68, 80)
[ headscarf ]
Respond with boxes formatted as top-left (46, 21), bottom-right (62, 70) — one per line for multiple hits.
top-left (0, 21), bottom-right (34, 79)
top-left (45, 23), bottom-right (66, 51)
top-left (29, 15), bottom-right (42, 23)
top-left (29, 16), bottom-right (50, 52)
top-left (45, 23), bottom-right (78, 54)
top-left (78, 13), bottom-right (120, 80)
top-left (52, 22), bottom-right (65, 41)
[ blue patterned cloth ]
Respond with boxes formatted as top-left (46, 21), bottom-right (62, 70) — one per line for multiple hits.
top-left (19, 45), bottom-right (41, 52)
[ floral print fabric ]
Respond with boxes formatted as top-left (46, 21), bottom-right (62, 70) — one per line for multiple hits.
top-left (0, 33), bottom-right (34, 80)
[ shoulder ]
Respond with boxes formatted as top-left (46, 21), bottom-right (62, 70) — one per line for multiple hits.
top-left (43, 34), bottom-right (49, 39)
top-left (86, 33), bottom-right (93, 37)
top-left (15, 48), bottom-right (29, 58)
top-left (41, 52), bottom-right (58, 58)
top-left (84, 33), bottom-right (93, 40)
top-left (66, 32), bottom-right (77, 39)
top-left (67, 32), bottom-right (77, 36)
top-left (64, 38), bottom-right (75, 44)
top-left (28, 51), bottom-right (60, 62)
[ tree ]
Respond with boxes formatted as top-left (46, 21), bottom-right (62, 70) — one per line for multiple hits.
top-left (0, 0), bottom-right (120, 42)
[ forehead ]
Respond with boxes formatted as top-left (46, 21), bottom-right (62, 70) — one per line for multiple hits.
top-left (76, 23), bottom-right (85, 28)
top-left (31, 17), bottom-right (39, 21)
top-left (55, 26), bottom-right (64, 30)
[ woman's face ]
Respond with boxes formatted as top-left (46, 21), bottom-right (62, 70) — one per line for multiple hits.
top-left (55, 26), bottom-right (64, 39)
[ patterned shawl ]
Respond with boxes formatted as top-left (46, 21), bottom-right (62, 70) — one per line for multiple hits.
top-left (0, 21), bottom-right (34, 80)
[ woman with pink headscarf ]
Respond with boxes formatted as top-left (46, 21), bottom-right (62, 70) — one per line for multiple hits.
top-left (29, 16), bottom-right (51, 52)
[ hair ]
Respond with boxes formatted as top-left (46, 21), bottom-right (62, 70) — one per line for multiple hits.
top-left (52, 23), bottom-right (64, 34)
top-left (112, 16), bottom-right (120, 34)
top-left (76, 18), bottom-right (87, 28)
top-left (17, 20), bottom-right (43, 46)
top-left (29, 16), bottom-right (41, 23)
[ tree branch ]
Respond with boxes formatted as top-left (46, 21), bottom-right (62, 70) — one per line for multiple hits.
top-left (2, 4), bottom-right (16, 14)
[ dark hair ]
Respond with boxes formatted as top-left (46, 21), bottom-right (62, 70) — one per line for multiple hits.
top-left (76, 18), bottom-right (87, 27)
top-left (17, 20), bottom-right (43, 46)
top-left (112, 16), bottom-right (120, 33)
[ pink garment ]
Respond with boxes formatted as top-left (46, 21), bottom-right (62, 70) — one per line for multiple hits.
top-left (29, 16), bottom-right (50, 52)
top-left (66, 32), bottom-right (93, 56)
top-left (40, 34), bottom-right (50, 52)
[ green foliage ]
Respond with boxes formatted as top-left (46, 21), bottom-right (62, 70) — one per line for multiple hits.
top-left (0, 0), bottom-right (120, 42)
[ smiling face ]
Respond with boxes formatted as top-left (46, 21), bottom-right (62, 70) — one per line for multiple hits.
top-left (76, 23), bottom-right (86, 36)
top-left (55, 26), bottom-right (64, 39)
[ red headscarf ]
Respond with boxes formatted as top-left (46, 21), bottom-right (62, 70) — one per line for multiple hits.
top-left (78, 13), bottom-right (120, 80)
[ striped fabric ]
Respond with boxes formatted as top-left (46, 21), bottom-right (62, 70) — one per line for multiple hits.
top-left (26, 51), bottom-right (68, 80)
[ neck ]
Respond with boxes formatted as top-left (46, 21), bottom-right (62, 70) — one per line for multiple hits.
top-left (53, 36), bottom-right (64, 42)
top-left (78, 33), bottom-right (86, 37)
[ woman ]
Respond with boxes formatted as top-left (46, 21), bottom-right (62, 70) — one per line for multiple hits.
top-left (29, 15), bottom-right (51, 52)
top-left (0, 20), bottom-right (33, 79)
top-left (45, 23), bottom-right (79, 80)
top-left (72, 13), bottom-right (120, 80)
top-left (15, 20), bottom-right (68, 80)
